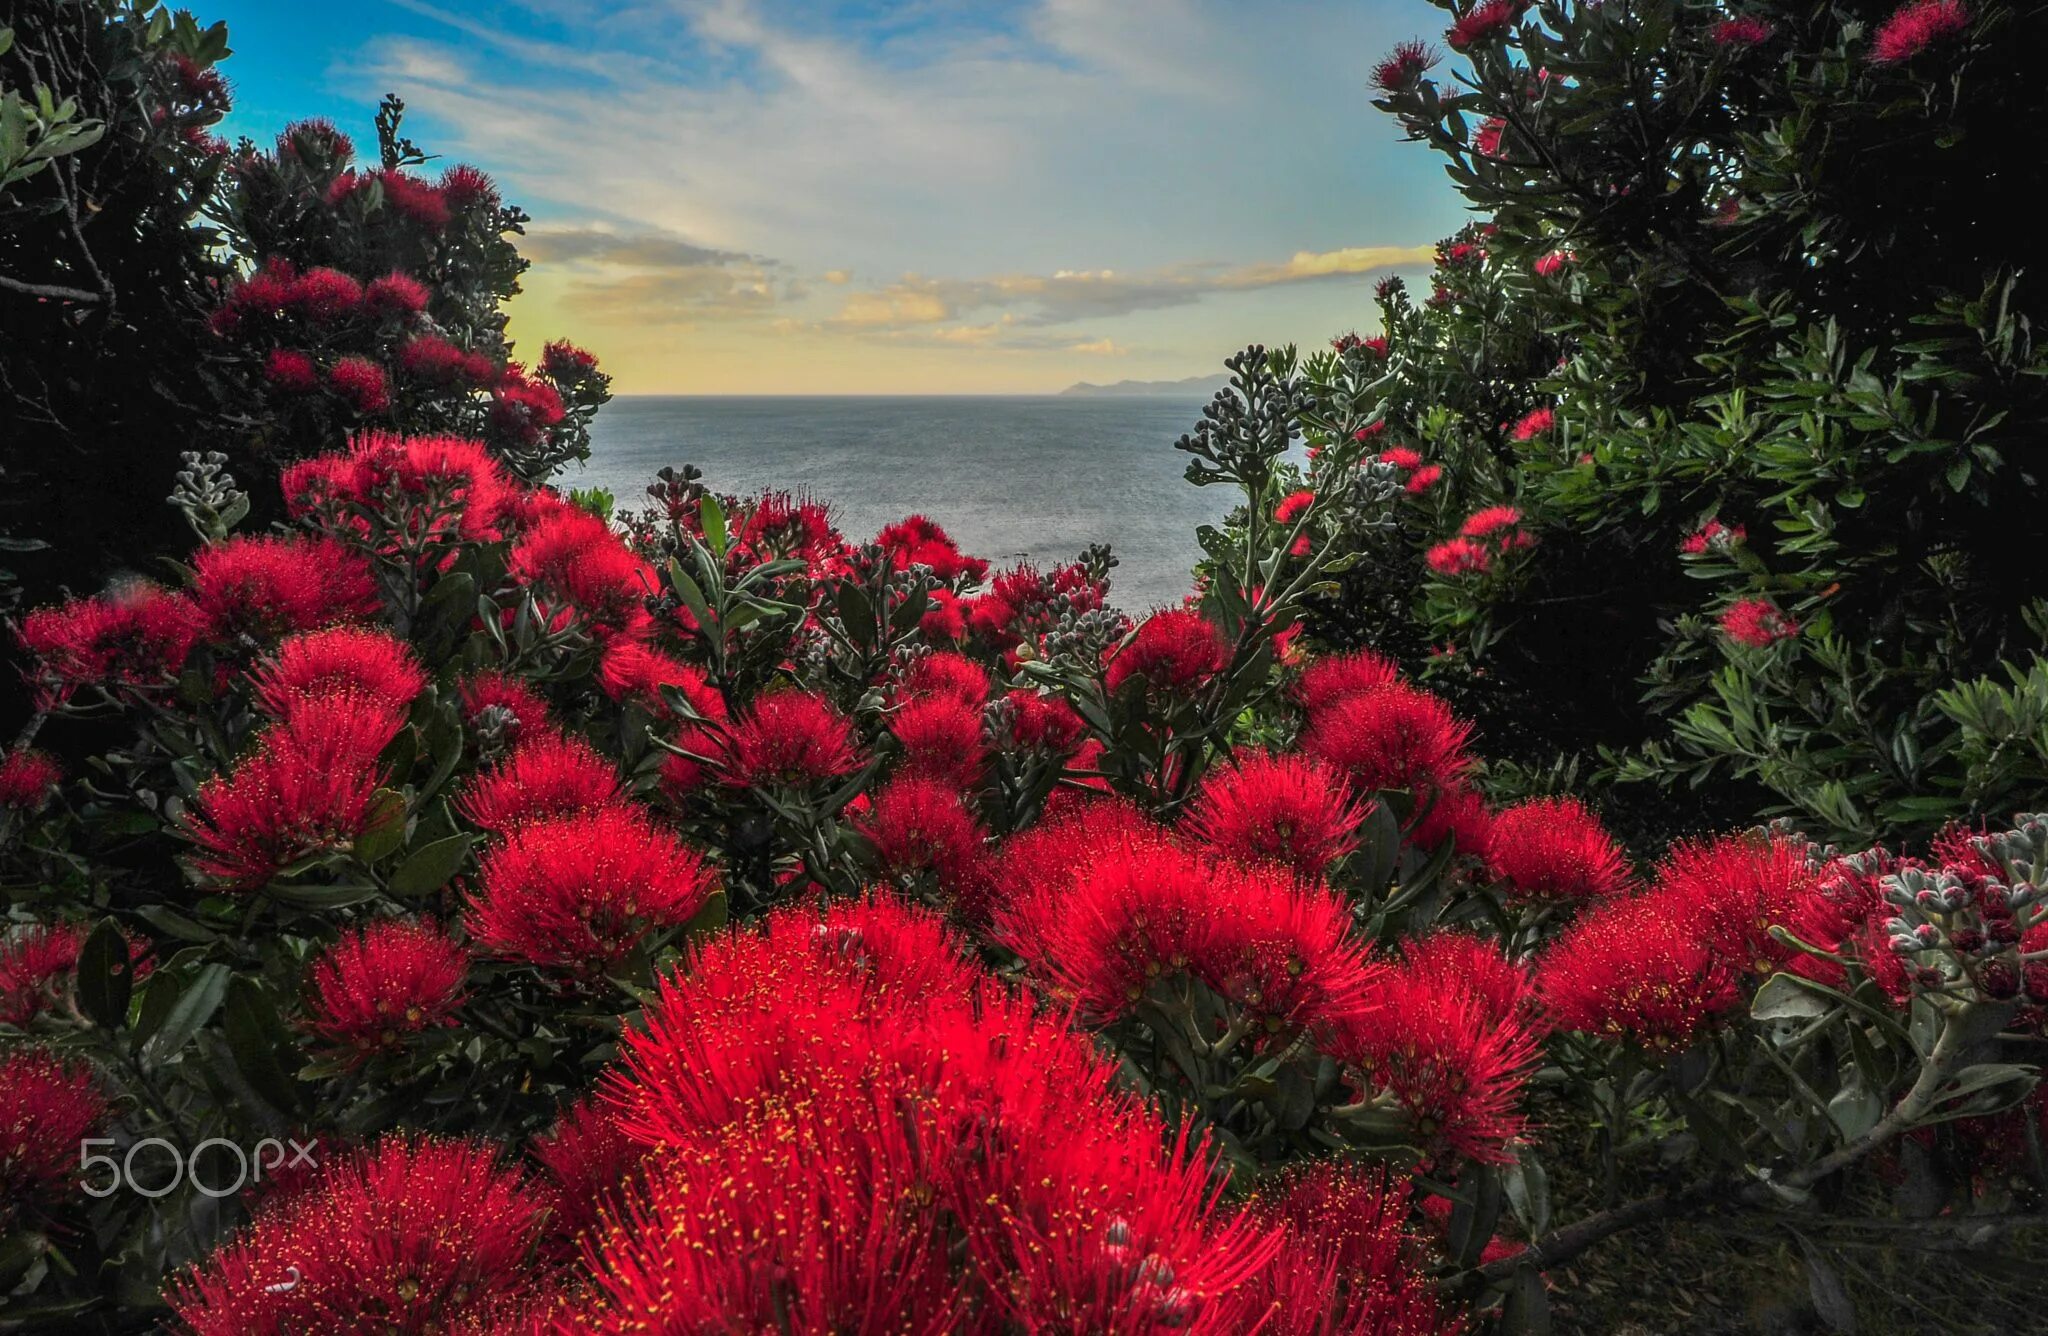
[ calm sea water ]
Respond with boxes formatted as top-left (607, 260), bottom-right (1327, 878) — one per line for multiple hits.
top-left (567, 395), bottom-right (1236, 610)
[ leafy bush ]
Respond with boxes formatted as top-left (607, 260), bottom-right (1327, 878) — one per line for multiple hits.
top-left (1, 344), bottom-right (2042, 1329)
top-left (1272, 0), bottom-right (2048, 846)
top-left (0, 3), bottom-right (607, 641)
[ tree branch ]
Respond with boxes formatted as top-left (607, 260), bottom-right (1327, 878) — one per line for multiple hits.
top-left (0, 272), bottom-right (104, 303)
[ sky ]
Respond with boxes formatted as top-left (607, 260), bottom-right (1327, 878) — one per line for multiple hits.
top-left (205, 0), bottom-right (1471, 394)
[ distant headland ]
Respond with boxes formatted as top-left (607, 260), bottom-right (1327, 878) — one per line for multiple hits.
top-left (1057, 374), bottom-right (1231, 398)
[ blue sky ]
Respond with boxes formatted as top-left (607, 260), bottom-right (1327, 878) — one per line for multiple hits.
top-left (205, 0), bottom-right (1471, 392)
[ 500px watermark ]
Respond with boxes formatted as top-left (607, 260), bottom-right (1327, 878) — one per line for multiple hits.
top-left (80, 1138), bottom-right (318, 1198)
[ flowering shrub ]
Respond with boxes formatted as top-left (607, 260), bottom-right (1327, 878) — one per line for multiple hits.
top-left (1266, 0), bottom-right (2048, 847)
top-left (0, 5), bottom-right (608, 660)
top-left (1, 361), bottom-right (2042, 1327)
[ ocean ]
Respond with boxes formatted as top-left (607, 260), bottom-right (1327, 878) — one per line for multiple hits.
top-left (567, 395), bottom-right (1242, 611)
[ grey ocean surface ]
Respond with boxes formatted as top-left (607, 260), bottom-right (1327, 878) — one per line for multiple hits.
top-left (567, 395), bottom-right (1232, 611)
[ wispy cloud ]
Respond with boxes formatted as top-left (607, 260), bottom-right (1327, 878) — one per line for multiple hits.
top-left (331, 0), bottom-right (1462, 390)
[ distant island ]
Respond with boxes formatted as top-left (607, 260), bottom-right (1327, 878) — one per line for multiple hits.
top-left (1058, 374), bottom-right (1231, 398)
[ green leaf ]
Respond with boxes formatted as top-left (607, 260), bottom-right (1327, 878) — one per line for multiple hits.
top-left (387, 833), bottom-right (472, 898)
top-left (1750, 971), bottom-right (1834, 1021)
top-left (75, 918), bottom-right (135, 1030)
top-left (352, 788), bottom-right (408, 865)
top-left (266, 882), bottom-right (384, 910)
top-left (141, 963), bottom-right (231, 1068)
top-left (699, 494), bottom-right (728, 558)
top-left (1827, 1082), bottom-right (1883, 1142)
top-left (222, 976), bottom-right (306, 1119)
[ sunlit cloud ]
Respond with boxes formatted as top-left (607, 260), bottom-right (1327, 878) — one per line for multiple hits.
top-left (310, 0), bottom-right (1466, 391)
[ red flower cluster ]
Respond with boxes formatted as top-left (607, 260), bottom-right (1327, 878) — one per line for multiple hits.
top-left (1182, 750), bottom-right (1369, 880)
top-left (251, 626), bottom-right (425, 721)
top-left (1509, 406), bottom-right (1554, 441)
top-left (1719, 596), bottom-right (1799, 646)
top-left (855, 773), bottom-right (993, 919)
top-left (0, 749), bottom-right (62, 811)
top-left (168, 1137), bottom-right (551, 1333)
top-left (1372, 39), bottom-right (1441, 91)
top-left (508, 498), bottom-right (656, 637)
top-left (1483, 796), bottom-right (1632, 901)
top-left (17, 583), bottom-right (202, 704)
top-left (715, 690), bottom-right (863, 789)
top-left (1302, 680), bottom-right (1474, 799)
top-left (0, 922), bottom-right (87, 1025)
top-left (302, 918), bottom-right (468, 1059)
top-left (585, 897), bottom-right (1300, 1331)
top-left (1680, 516), bottom-right (1747, 554)
top-left (874, 513), bottom-right (989, 583)
top-left (1426, 535), bottom-right (1492, 576)
top-left (999, 804), bottom-right (1374, 1034)
top-left (1329, 956), bottom-right (1540, 1163)
top-left (1533, 249), bottom-right (1573, 276)
top-left (0, 1050), bottom-right (108, 1223)
top-left (1245, 1164), bottom-right (1451, 1335)
top-left (1712, 15), bottom-right (1775, 48)
top-left (459, 730), bottom-right (624, 834)
top-left (182, 703), bottom-right (401, 891)
top-left (466, 805), bottom-right (718, 977)
top-left (1447, 0), bottom-right (1521, 51)
top-left (1535, 832), bottom-right (1816, 1049)
top-left (188, 534), bottom-right (380, 643)
top-left (1870, 0), bottom-right (1971, 63)
top-left (1105, 608), bottom-right (1230, 693)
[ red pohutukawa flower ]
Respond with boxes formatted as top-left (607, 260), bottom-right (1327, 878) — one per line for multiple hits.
top-left (457, 669), bottom-right (551, 743)
top-left (1719, 596), bottom-right (1798, 646)
top-left (1483, 795), bottom-right (1632, 901)
top-left (1533, 249), bottom-right (1572, 277)
top-left (466, 807), bottom-right (718, 976)
top-left (1870, 0), bottom-right (1970, 63)
top-left (17, 583), bottom-right (202, 703)
top-left (1292, 647), bottom-right (1401, 714)
top-left (1680, 516), bottom-right (1746, 554)
top-left (167, 1136), bottom-right (551, 1334)
top-left (1005, 690), bottom-right (1086, 754)
top-left (1406, 463), bottom-right (1444, 493)
top-left (262, 348), bottom-right (319, 393)
top-left (533, 1095), bottom-right (646, 1243)
top-left (188, 534), bottom-right (380, 643)
top-left (0, 922), bottom-right (87, 1025)
top-left (898, 649), bottom-right (989, 708)
top-left (595, 639), bottom-right (726, 720)
top-left (1403, 931), bottom-right (1536, 1031)
top-left (0, 749), bottom-right (62, 811)
top-left (1105, 608), bottom-right (1230, 693)
top-left (999, 834), bottom-right (1374, 1035)
top-left (459, 731), bottom-right (624, 835)
top-left (346, 430), bottom-right (518, 539)
top-left (302, 919), bottom-right (468, 1059)
top-left (364, 270), bottom-right (430, 317)
top-left (874, 514), bottom-right (989, 583)
top-left (0, 1050), bottom-right (108, 1222)
top-left (1426, 536), bottom-right (1492, 576)
top-left (326, 355), bottom-right (389, 413)
top-left (508, 501), bottom-right (655, 638)
top-left (1182, 750), bottom-right (1368, 880)
top-left (1447, 0), bottom-right (1520, 51)
top-left (1245, 1163), bottom-right (1451, 1336)
top-left (182, 704), bottom-right (401, 891)
top-left (1372, 38), bottom-right (1440, 91)
top-left (250, 626), bottom-right (425, 721)
top-left (1509, 406), bottom-right (1554, 441)
top-left (854, 773), bottom-right (993, 920)
top-left (1711, 15), bottom-right (1775, 47)
top-left (716, 691), bottom-right (862, 788)
top-left (1328, 961), bottom-right (1539, 1164)
top-left (1274, 489), bottom-right (1315, 556)
top-left (585, 898), bottom-right (1285, 1332)
top-left (1408, 781), bottom-right (1494, 855)
top-left (1459, 504), bottom-right (1522, 540)
top-left (1534, 892), bottom-right (1742, 1051)
top-left (889, 694), bottom-right (987, 789)
top-left (1652, 831), bottom-right (1817, 975)
top-left (1302, 681), bottom-right (1474, 799)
